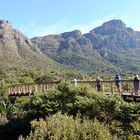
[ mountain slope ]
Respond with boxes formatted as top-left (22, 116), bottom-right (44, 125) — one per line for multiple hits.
top-left (0, 20), bottom-right (65, 76)
top-left (85, 20), bottom-right (140, 73)
top-left (31, 19), bottom-right (140, 74)
top-left (31, 30), bottom-right (117, 73)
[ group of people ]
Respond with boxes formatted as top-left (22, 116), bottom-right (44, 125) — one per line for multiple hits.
top-left (73, 74), bottom-right (140, 95)
top-left (96, 74), bottom-right (140, 95)
top-left (96, 74), bottom-right (121, 93)
top-left (96, 74), bottom-right (122, 93)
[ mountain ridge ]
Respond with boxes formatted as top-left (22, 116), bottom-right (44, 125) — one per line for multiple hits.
top-left (31, 19), bottom-right (140, 74)
top-left (0, 18), bottom-right (140, 75)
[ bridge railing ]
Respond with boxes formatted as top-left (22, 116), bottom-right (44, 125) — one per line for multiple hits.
top-left (7, 79), bottom-right (136, 96)
top-left (72, 79), bottom-right (135, 94)
top-left (7, 81), bottom-right (60, 96)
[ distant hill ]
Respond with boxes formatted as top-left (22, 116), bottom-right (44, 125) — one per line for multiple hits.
top-left (31, 19), bottom-right (140, 74)
top-left (0, 20), bottom-right (65, 76)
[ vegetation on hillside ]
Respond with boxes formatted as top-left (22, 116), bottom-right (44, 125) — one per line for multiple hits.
top-left (31, 20), bottom-right (140, 74)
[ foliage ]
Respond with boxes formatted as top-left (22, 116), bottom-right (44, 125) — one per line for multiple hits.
top-left (35, 74), bottom-right (58, 83)
top-left (0, 82), bottom-right (139, 139)
top-left (19, 112), bottom-right (119, 140)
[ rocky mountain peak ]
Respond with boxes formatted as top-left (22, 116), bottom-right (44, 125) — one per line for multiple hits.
top-left (0, 20), bottom-right (12, 30)
top-left (62, 30), bottom-right (82, 39)
top-left (0, 20), bottom-right (33, 47)
top-left (102, 19), bottom-right (126, 29)
top-left (90, 19), bottom-right (126, 35)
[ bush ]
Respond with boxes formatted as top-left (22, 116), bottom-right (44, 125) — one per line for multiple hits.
top-left (19, 112), bottom-right (119, 140)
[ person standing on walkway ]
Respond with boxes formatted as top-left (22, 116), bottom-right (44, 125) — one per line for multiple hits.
top-left (114, 74), bottom-right (122, 93)
top-left (96, 77), bottom-right (102, 92)
top-left (133, 75), bottom-right (139, 95)
top-left (73, 77), bottom-right (78, 86)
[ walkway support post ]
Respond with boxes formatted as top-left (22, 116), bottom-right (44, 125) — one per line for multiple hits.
top-left (102, 83), bottom-right (104, 92)
top-left (111, 82), bottom-right (114, 94)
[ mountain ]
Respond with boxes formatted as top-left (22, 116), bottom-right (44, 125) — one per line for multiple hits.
top-left (88, 20), bottom-right (140, 48)
top-left (0, 19), bottom-right (65, 76)
top-left (31, 30), bottom-right (117, 73)
top-left (85, 20), bottom-right (140, 72)
top-left (31, 19), bottom-right (140, 74)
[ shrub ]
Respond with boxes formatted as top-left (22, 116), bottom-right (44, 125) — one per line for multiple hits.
top-left (19, 112), bottom-right (119, 140)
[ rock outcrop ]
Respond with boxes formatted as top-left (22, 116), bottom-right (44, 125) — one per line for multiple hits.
top-left (0, 20), bottom-right (12, 29)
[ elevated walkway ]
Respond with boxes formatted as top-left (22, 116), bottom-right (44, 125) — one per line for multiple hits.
top-left (5, 80), bottom-right (140, 102)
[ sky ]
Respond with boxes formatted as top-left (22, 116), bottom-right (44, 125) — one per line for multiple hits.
top-left (0, 0), bottom-right (140, 38)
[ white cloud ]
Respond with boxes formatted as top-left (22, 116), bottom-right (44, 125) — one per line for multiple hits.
top-left (39, 14), bottom-right (115, 36)
top-left (39, 17), bottom-right (73, 36)
top-left (76, 14), bottom-right (115, 33)
top-left (134, 27), bottom-right (140, 31)
top-left (18, 14), bottom-right (115, 38)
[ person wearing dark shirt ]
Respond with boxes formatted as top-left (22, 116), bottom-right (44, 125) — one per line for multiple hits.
top-left (114, 74), bottom-right (122, 93)
top-left (96, 77), bottom-right (102, 92)
top-left (133, 75), bottom-right (139, 95)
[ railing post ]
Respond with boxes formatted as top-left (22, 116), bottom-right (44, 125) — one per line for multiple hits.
top-left (35, 85), bottom-right (38, 93)
top-left (102, 82), bottom-right (104, 92)
top-left (40, 85), bottom-right (43, 92)
top-left (14, 87), bottom-right (17, 94)
top-left (8, 87), bottom-right (11, 95)
top-left (127, 81), bottom-right (129, 92)
top-left (22, 86), bottom-right (25, 94)
top-left (46, 84), bottom-right (48, 90)
top-left (111, 82), bottom-right (114, 94)
top-left (28, 86), bottom-right (32, 94)
top-left (25, 86), bottom-right (28, 93)
top-left (17, 86), bottom-right (21, 94)
top-left (43, 84), bottom-right (47, 92)
top-left (9, 87), bottom-right (11, 95)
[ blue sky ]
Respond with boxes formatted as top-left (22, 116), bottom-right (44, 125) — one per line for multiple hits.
top-left (0, 0), bottom-right (140, 38)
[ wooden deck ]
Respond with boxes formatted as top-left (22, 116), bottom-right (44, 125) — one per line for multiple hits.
top-left (121, 92), bottom-right (140, 102)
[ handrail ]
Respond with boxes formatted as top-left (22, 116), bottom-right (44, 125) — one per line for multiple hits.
top-left (7, 80), bottom-right (61, 88)
top-left (6, 79), bottom-right (140, 102)
top-left (6, 79), bottom-right (135, 88)
top-left (72, 79), bottom-right (134, 83)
